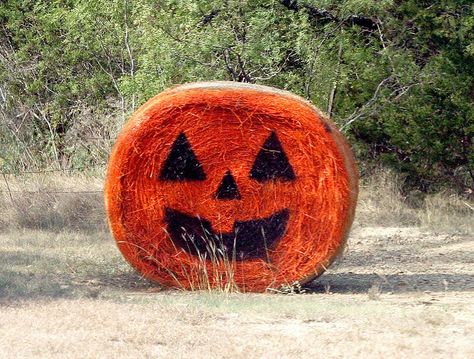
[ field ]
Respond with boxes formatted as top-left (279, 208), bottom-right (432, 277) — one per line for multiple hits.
top-left (0, 173), bottom-right (473, 358)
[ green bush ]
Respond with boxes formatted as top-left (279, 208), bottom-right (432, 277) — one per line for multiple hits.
top-left (0, 0), bottom-right (472, 192)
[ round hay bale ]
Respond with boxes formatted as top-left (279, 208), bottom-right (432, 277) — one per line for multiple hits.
top-left (105, 81), bottom-right (358, 292)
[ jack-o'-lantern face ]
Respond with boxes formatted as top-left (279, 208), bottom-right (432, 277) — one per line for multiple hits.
top-left (105, 82), bottom-right (358, 292)
top-left (161, 130), bottom-right (294, 260)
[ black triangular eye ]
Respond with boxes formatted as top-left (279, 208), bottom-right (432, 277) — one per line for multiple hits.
top-left (249, 131), bottom-right (296, 182)
top-left (159, 132), bottom-right (206, 181)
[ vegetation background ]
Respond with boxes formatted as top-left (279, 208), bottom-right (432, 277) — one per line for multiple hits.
top-left (1, 2), bottom-right (473, 357)
top-left (1, 0), bottom-right (473, 195)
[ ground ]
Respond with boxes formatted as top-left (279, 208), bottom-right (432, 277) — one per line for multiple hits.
top-left (0, 224), bottom-right (473, 358)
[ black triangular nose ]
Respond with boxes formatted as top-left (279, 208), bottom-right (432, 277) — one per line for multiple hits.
top-left (215, 170), bottom-right (241, 200)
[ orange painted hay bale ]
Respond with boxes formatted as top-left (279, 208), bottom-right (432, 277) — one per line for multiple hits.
top-left (105, 82), bottom-right (358, 292)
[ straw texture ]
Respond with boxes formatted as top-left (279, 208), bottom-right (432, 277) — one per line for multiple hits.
top-left (105, 81), bottom-right (358, 292)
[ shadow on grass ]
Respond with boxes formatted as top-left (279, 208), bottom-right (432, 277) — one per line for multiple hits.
top-left (1, 232), bottom-right (472, 301)
top-left (307, 272), bottom-right (474, 294)
top-left (2, 257), bottom-right (473, 302)
top-left (0, 269), bottom-right (161, 303)
top-left (0, 250), bottom-right (159, 304)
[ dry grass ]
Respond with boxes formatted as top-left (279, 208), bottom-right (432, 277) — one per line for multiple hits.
top-left (0, 229), bottom-right (145, 300)
top-left (0, 236), bottom-right (472, 358)
top-left (1, 293), bottom-right (473, 358)
top-left (0, 173), bottom-right (106, 232)
top-left (0, 170), bottom-right (473, 358)
top-left (1, 169), bottom-right (472, 234)
top-left (0, 223), bottom-right (473, 358)
top-left (355, 170), bottom-right (420, 227)
top-left (0, 227), bottom-right (474, 359)
top-left (355, 170), bottom-right (474, 234)
top-left (419, 191), bottom-right (474, 234)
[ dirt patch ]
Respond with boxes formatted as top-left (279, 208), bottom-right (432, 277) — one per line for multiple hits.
top-left (310, 226), bottom-right (474, 294)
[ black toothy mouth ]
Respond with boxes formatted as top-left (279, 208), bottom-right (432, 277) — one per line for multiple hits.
top-left (164, 208), bottom-right (289, 260)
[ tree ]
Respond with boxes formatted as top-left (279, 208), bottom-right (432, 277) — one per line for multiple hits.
top-left (1, 0), bottom-right (472, 193)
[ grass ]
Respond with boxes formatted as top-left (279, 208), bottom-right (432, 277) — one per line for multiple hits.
top-left (0, 284), bottom-right (473, 357)
top-left (356, 170), bottom-right (419, 227)
top-left (167, 230), bottom-right (241, 293)
top-left (0, 169), bottom-right (473, 295)
top-left (0, 222), bottom-right (472, 357)
top-left (2, 169), bottom-right (472, 234)
top-left (0, 229), bottom-right (144, 301)
top-left (0, 172), bottom-right (106, 232)
top-left (0, 170), bottom-right (473, 357)
top-left (419, 191), bottom-right (474, 234)
top-left (355, 169), bottom-right (474, 234)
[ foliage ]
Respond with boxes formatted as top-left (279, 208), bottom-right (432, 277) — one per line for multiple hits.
top-left (0, 0), bottom-right (473, 192)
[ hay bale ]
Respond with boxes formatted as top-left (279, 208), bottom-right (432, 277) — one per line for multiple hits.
top-left (105, 81), bottom-right (358, 292)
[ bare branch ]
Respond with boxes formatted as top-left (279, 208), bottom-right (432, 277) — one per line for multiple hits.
top-left (123, 0), bottom-right (135, 109)
top-left (281, 0), bottom-right (379, 30)
top-left (304, 20), bottom-right (345, 99)
top-left (340, 78), bottom-right (422, 132)
top-left (327, 43), bottom-right (343, 116)
top-left (339, 76), bottom-right (393, 132)
top-left (222, 48), bottom-right (238, 81)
